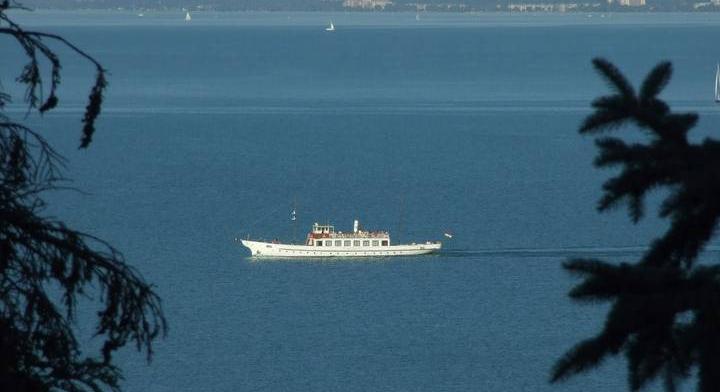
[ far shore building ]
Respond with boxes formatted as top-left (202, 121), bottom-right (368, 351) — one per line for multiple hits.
top-left (343, 0), bottom-right (393, 9)
top-left (619, 0), bottom-right (645, 5)
top-left (508, 3), bottom-right (582, 11)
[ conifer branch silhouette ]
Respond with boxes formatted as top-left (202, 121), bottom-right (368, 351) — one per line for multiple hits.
top-left (551, 58), bottom-right (720, 391)
top-left (1, 3), bottom-right (165, 391)
top-left (0, 2), bottom-right (107, 149)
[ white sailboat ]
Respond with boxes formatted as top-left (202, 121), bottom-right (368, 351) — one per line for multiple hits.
top-left (715, 64), bottom-right (720, 102)
top-left (325, 21), bottom-right (335, 31)
top-left (185, 11), bottom-right (192, 22)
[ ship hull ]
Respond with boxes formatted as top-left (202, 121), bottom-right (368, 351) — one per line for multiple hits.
top-left (240, 239), bottom-right (441, 258)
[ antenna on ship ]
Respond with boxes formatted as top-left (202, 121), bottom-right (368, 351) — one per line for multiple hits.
top-left (291, 198), bottom-right (297, 244)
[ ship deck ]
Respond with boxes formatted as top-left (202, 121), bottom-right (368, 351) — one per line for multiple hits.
top-left (240, 239), bottom-right (441, 258)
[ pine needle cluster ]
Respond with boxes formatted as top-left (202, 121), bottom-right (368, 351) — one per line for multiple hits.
top-left (551, 59), bottom-right (720, 391)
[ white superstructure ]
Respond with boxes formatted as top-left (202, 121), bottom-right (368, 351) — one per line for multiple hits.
top-left (240, 220), bottom-right (441, 258)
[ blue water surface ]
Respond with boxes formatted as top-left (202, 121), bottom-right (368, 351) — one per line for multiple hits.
top-left (4, 10), bottom-right (720, 392)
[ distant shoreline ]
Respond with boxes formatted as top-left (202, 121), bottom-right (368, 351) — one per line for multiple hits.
top-left (13, 7), bottom-right (720, 13)
top-left (9, 9), bottom-right (720, 29)
top-left (14, 0), bottom-right (720, 12)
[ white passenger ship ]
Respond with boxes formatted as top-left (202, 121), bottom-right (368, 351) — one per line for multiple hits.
top-left (240, 220), bottom-right (442, 257)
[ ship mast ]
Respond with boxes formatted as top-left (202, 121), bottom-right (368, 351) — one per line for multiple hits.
top-left (397, 195), bottom-right (405, 243)
top-left (291, 198), bottom-right (297, 244)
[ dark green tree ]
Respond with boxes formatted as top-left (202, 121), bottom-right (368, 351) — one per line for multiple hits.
top-left (1, 2), bottom-right (166, 391)
top-left (550, 58), bottom-right (720, 391)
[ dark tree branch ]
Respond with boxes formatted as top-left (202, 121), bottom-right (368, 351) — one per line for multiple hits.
top-left (1, 5), bottom-right (165, 392)
top-left (552, 58), bottom-right (720, 392)
top-left (0, 14), bottom-right (108, 149)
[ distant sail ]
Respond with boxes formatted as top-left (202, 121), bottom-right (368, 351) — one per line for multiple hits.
top-left (715, 64), bottom-right (720, 102)
top-left (291, 209), bottom-right (297, 221)
top-left (325, 21), bottom-right (335, 31)
top-left (185, 11), bottom-right (192, 22)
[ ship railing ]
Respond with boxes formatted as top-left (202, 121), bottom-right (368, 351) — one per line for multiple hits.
top-left (314, 232), bottom-right (389, 239)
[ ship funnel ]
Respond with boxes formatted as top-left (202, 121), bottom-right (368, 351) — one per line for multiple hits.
top-left (353, 219), bottom-right (359, 233)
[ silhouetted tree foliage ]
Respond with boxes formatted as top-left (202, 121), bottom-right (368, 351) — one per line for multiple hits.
top-left (1, 2), bottom-right (166, 391)
top-left (550, 58), bottom-right (720, 391)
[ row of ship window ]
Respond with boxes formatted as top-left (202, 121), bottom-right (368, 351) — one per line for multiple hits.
top-left (315, 239), bottom-right (390, 247)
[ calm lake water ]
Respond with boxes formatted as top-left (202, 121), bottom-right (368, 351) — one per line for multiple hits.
top-left (4, 10), bottom-right (720, 392)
